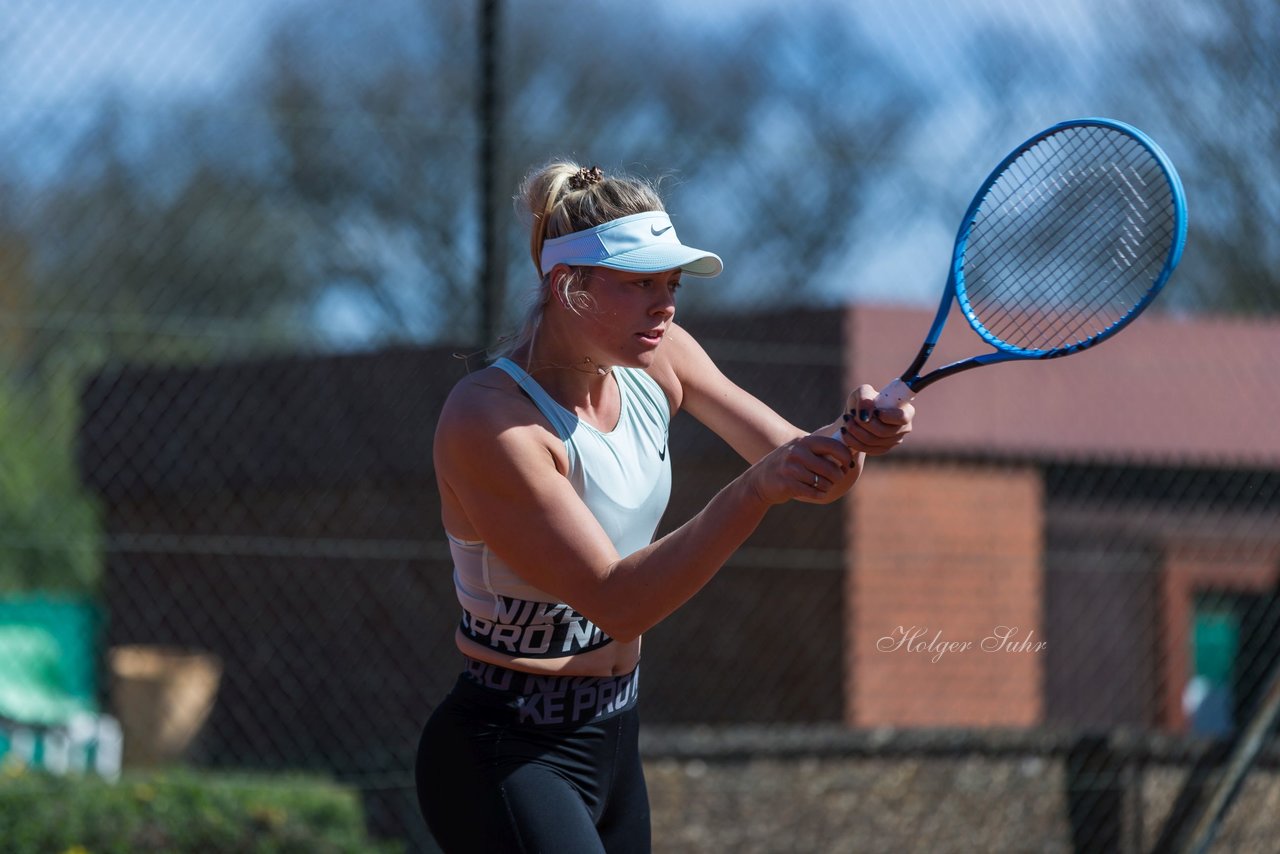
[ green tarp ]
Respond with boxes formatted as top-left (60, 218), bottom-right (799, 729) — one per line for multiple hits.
top-left (0, 596), bottom-right (99, 727)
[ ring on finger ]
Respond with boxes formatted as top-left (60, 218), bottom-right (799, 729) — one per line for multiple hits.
top-left (812, 474), bottom-right (820, 488)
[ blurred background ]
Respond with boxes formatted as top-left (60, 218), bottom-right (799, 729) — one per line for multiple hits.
top-left (0, 0), bottom-right (1278, 851)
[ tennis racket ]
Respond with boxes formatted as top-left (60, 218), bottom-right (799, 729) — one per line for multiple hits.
top-left (871, 117), bottom-right (1187, 411)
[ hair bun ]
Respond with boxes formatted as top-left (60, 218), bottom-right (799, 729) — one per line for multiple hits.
top-left (567, 165), bottom-right (605, 191)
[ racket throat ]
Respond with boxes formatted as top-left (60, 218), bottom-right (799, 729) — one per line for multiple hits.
top-left (903, 344), bottom-right (934, 385)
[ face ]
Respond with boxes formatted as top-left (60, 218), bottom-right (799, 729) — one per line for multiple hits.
top-left (560, 266), bottom-right (681, 368)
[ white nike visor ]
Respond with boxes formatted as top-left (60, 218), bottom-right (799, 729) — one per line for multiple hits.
top-left (539, 211), bottom-right (723, 278)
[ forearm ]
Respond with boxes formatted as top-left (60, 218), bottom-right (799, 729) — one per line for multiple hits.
top-left (594, 473), bottom-right (772, 642)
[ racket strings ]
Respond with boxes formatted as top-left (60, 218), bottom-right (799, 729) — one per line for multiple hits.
top-left (1001, 153), bottom-right (1169, 340)
top-left (970, 144), bottom-right (1167, 347)
top-left (974, 192), bottom-right (1171, 348)
top-left (969, 142), bottom-right (1172, 349)
top-left (960, 126), bottom-right (1177, 352)
top-left (980, 135), bottom-right (1166, 306)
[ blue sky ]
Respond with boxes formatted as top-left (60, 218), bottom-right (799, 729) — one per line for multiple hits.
top-left (0, 0), bottom-right (1200, 324)
top-left (5, 0), bottom-right (1105, 104)
top-left (3, 0), bottom-right (297, 103)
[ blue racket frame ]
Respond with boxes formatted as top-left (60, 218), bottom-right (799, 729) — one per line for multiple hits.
top-left (900, 117), bottom-right (1188, 393)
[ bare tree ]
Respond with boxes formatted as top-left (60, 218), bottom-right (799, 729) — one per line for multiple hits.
top-left (258, 0), bottom-right (929, 330)
top-left (1116, 0), bottom-right (1280, 314)
top-left (12, 0), bottom-right (930, 363)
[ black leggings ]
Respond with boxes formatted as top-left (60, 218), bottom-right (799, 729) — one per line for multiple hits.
top-left (416, 661), bottom-right (650, 854)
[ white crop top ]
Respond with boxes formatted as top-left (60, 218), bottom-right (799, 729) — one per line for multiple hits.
top-left (450, 358), bottom-right (672, 657)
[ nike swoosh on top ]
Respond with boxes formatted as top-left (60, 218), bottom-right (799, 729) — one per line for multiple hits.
top-left (650, 224), bottom-right (673, 236)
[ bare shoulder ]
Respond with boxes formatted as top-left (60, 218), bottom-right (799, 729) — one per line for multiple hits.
top-left (653, 322), bottom-right (799, 461)
top-left (646, 321), bottom-right (713, 415)
top-left (435, 366), bottom-right (563, 470)
top-left (650, 321), bottom-right (728, 398)
top-left (437, 366), bottom-right (507, 435)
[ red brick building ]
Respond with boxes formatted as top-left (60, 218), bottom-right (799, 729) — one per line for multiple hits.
top-left (837, 306), bottom-right (1280, 732)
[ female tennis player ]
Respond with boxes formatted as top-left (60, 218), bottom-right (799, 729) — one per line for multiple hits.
top-left (415, 161), bottom-right (914, 852)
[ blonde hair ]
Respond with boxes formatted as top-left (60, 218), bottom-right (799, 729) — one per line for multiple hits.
top-left (496, 160), bottom-right (666, 361)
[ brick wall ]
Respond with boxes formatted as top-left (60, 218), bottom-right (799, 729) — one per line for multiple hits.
top-left (845, 461), bottom-right (1045, 727)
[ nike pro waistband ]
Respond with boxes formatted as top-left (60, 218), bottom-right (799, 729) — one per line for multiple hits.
top-left (459, 658), bottom-right (640, 727)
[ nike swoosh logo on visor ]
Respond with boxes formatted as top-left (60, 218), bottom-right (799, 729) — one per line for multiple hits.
top-left (650, 224), bottom-right (673, 236)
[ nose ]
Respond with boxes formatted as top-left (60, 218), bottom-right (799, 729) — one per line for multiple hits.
top-left (651, 286), bottom-right (677, 318)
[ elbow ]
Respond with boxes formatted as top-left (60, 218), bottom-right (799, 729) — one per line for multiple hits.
top-left (608, 627), bottom-right (643, 645)
top-left (584, 564), bottom-right (650, 643)
top-left (595, 614), bottom-right (645, 645)
top-left (586, 594), bottom-right (649, 643)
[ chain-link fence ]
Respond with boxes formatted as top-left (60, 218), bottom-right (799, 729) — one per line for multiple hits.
top-left (2, 1), bottom-right (1279, 851)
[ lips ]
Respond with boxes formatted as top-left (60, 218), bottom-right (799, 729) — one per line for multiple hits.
top-left (637, 328), bottom-right (665, 344)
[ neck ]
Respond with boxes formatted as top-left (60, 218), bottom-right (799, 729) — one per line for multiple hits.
top-left (510, 321), bottom-right (615, 406)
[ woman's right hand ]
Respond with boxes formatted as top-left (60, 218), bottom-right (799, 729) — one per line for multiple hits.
top-left (743, 433), bottom-right (853, 505)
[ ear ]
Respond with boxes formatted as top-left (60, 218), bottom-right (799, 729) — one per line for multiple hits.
top-left (547, 264), bottom-right (580, 309)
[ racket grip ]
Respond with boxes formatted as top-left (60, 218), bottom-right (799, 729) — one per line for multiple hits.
top-left (830, 378), bottom-right (917, 440)
top-left (875, 378), bottom-right (916, 409)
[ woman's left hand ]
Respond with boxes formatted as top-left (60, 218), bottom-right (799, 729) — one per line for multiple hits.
top-left (838, 384), bottom-right (914, 456)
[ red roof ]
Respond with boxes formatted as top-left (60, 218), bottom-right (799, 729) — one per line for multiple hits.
top-left (845, 305), bottom-right (1280, 468)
